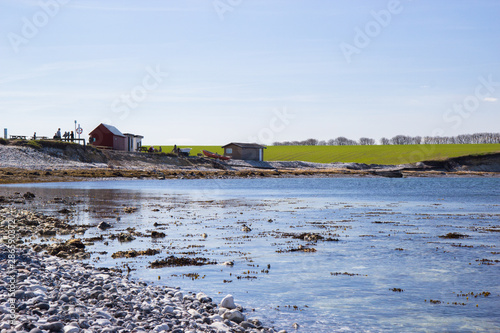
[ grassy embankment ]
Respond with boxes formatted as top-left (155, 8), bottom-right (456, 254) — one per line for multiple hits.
top-left (155, 144), bottom-right (500, 165)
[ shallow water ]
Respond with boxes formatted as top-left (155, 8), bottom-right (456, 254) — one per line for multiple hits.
top-left (2, 177), bottom-right (500, 332)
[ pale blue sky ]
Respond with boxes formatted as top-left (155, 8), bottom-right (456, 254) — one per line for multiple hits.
top-left (1, 0), bottom-right (499, 145)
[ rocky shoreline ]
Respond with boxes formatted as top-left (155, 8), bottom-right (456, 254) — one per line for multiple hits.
top-left (1, 142), bottom-right (499, 184)
top-left (0, 195), bottom-right (287, 333)
top-left (1, 166), bottom-right (497, 185)
top-left (0, 244), bottom-right (281, 333)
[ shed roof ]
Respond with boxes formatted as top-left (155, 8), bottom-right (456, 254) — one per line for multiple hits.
top-left (222, 142), bottom-right (266, 149)
top-left (101, 124), bottom-right (125, 137)
top-left (123, 133), bottom-right (144, 138)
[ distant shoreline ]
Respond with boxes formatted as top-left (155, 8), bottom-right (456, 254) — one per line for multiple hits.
top-left (1, 141), bottom-right (499, 184)
top-left (1, 167), bottom-right (499, 185)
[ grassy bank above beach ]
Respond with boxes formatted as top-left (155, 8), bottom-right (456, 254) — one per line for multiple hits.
top-left (153, 144), bottom-right (500, 165)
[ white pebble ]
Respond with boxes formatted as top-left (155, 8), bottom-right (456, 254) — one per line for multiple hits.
top-left (220, 294), bottom-right (236, 309)
top-left (63, 325), bottom-right (80, 333)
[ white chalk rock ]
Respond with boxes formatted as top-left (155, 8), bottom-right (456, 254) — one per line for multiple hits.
top-left (222, 309), bottom-right (246, 324)
top-left (163, 306), bottom-right (174, 314)
top-left (220, 294), bottom-right (236, 309)
top-left (174, 291), bottom-right (183, 300)
top-left (94, 311), bottom-right (112, 320)
top-left (209, 314), bottom-right (223, 322)
top-left (30, 284), bottom-right (47, 293)
top-left (188, 309), bottom-right (202, 318)
top-left (154, 323), bottom-right (171, 332)
top-left (95, 319), bottom-right (112, 326)
top-left (196, 292), bottom-right (212, 303)
top-left (210, 322), bottom-right (228, 331)
top-left (63, 326), bottom-right (80, 333)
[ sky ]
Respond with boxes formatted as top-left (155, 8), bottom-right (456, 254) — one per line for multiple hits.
top-left (0, 0), bottom-right (499, 145)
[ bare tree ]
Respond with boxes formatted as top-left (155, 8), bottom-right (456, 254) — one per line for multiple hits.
top-left (334, 137), bottom-right (348, 145)
top-left (390, 135), bottom-right (409, 145)
top-left (272, 132), bottom-right (500, 146)
top-left (304, 138), bottom-right (319, 146)
top-left (359, 137), bottom-right (375, 145)
top-left (333, 137), bottom-right (357, 145)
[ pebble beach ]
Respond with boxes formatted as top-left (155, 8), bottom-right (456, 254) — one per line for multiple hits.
top-left (0, 191), bottom-right (285, 333)
top-left (0, 243), bottom-right (281, 333)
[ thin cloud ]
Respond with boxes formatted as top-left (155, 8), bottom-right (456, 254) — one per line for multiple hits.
top-left (484, 97), bottom-right (497, 102)
top-left (68, 3), bottom-right (203, 12)
top-left (0, 59), bottom-right (130, 84)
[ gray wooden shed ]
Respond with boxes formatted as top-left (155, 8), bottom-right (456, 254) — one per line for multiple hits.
top-left (222, 143), bottom-right (266, 161)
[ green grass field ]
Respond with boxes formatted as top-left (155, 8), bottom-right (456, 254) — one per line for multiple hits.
top-left (155, 146), bottom-right (224, 156)
top-left (154, 144), bottom-right (500, 165)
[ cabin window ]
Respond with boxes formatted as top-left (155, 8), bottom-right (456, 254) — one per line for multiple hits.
top-left (226, 148), bottom-right (232, 154)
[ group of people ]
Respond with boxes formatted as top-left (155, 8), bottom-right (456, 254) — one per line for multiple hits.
top-left (148, 146), bottom-right (162, 153)
top-left (53, 128), bottom-right (75, 141)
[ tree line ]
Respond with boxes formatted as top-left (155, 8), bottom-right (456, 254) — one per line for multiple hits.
top-left (272, 132), bottom-right (500, 146)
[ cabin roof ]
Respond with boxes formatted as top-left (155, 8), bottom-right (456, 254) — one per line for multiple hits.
top-left (101, 124), bottom-right (125, 137)
top-left (222, 142), bottom-right (266, 149)
top-left (123, 133), bottom-right (144, 138)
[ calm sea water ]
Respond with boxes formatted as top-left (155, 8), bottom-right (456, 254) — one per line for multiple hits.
top-left (3, 177), bottom-right (500, 332)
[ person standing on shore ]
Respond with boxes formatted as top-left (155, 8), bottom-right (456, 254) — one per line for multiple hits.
top-left (70, 131), bottom-right (74, 142)
top-left (54, 128), bottom-right (61, 140)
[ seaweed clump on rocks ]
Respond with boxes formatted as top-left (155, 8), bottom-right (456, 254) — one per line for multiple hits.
top-left (108, 232), bottom-right (136, 242)
top-left (150, 255), bottom-right (217, 268)
top-left (0, 206), bottom-right (89, 239)
top-left (151, 230), bottom-right (166, 238)
top-left (439, 232), bottom-right (469, 239)
top-left (33, 239), bottom-right (89, 260)
top-left (280, 232), bottom-right (340, 242)
top-left (111, 248), bottom-right (159, 259)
